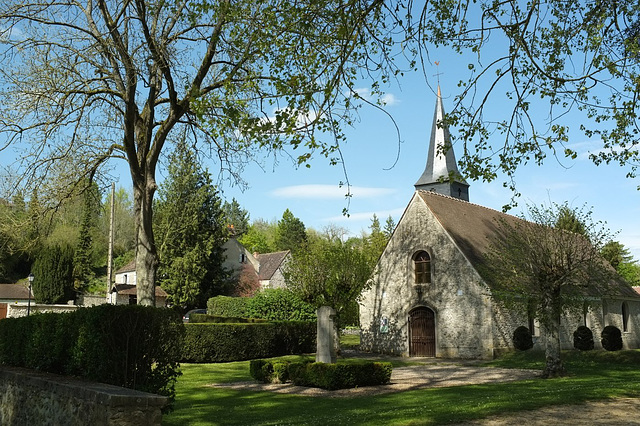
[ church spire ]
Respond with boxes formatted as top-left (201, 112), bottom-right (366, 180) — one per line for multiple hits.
top-left (414, 85), bottom-right (469, 201)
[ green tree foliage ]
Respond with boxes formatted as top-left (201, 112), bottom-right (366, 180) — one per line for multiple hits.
top-left (484, 203), bottom-right (615, 378)
top-left (601, 241), bottom-right (640, 285)
top-left (366, 214), bottom-right (388, 264)
top-left (406, 1), bottom-right (640, 194)
top-left (73, 184), bottom-right (102, 290)
top-left (223, 198), bottom-right (250, 238)
top-left (155, 142), bottom-right (230, 310)
top-left (31, 245), bottom-right (75, 304)
top-left (275, 209), bottom-right (308, 253)
top-left (239, 219), bottom-right (278, 254)
top-left (555, 206), bottom-right (588, 237)
top-left (0, 0), bottom-right (400, 305)
top-left (285, 237), bottom-right (373, 329)
top-left (383, 215), bottom-right (397, 240)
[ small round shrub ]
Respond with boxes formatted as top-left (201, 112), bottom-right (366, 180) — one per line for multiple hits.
top-left (573, 325), bottom-right (594, 351)
top-left (601, 325), bottom-right (623, 351)
top-left (512, 326), bottom-right (534, 351)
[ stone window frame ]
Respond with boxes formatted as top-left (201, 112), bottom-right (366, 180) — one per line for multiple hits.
top-left (412, 250), bottom-right (432, 284)
top-left (602, 300), bottom-right (608, 326)
top-left (622, 301), bottom-right (629, 332)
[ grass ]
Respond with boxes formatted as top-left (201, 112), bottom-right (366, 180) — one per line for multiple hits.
top-left (163, 349), bottom-right (640, 426)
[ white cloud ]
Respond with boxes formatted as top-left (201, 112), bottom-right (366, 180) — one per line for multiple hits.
top-left (270, 184), bottom-right (396, 199)
top-left (352, 88), bottom-right (399, 106)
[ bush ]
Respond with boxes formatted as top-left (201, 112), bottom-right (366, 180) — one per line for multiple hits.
top-left (181, 321), bottom-right (316, 362)
top-left (512, 326), bottom-right (534, 351)
top-left (207, 296), bottom-right (249, 317)
top-left (251, 359), bottom-right (392, 390)
top-left (0, 305), bottom-right (183, 411)
top-left (573, 325), bottom-right (594, 351)
top-left (601, 325), bottom-right (623, 351)
top-left (246, 289), bottom-right (316, 321)
top-left (249, 359), bottom-right (293, 383)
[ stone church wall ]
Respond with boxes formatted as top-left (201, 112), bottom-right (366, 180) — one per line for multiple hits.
top-left (360, 196), bottom-right (496, 359)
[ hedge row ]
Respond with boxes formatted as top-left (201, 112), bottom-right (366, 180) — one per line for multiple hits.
top-left (189, 313), bottom-right (268, 324)
top-left (0, 305), bottom-right (183, 410)
top-left (182, 321), bottom-right (316, 363)
top-left (250, 359), bottom-right (393, 390)
top-left (208, 290), bottom-right (316, 321)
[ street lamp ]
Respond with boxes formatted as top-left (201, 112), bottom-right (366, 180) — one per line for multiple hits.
top-left (27, 273), bottom-right (34, 316)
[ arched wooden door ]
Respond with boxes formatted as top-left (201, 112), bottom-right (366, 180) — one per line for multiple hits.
top-left (409, 307), bottom-right (436, 357)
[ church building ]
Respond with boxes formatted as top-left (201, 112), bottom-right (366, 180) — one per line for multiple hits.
top-left (359, 87), bottom-right (640, 359)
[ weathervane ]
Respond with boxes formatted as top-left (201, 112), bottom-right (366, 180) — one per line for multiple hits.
top-left (434, 61), bottom-right (442, 94)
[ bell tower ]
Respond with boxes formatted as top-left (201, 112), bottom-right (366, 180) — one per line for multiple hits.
top-left (414, 86), bottom-right (469, 201)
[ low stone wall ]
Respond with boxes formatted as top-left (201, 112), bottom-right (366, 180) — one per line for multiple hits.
top-left (0, 366), bottom-right (167, 426)
top-left (6, 303), bottom-right (79, 318)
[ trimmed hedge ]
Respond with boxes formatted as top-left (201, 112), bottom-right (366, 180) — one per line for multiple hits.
top-left (0, 305), bottom-right (183, 410)
top-left (208, 290), bottom-right (316, 322)
top-left (573, 325), bottom-right (594, 351)
top-left (250, 359), bottom-right (393, 390)
top-left (189, 313), bottom-right (268, 324)
top-left (601, 325), bottom-right (623, 351)
top-left (512, 326), bottom-right (534, 351)
top-left (207, 296), bottom-right (249, 317)
top-left (245, 289), bottom-right (316, 321)
top-left (182, 321), bottom-right (316, 362)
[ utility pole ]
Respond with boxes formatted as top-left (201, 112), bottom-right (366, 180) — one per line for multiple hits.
top-left (106, 182), bottom-right (115, 302)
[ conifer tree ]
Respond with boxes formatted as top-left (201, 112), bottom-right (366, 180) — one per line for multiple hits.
top-left (32, 244), bottom-right (75, 304)
top-left (155, 142), bottom-right (230, 310)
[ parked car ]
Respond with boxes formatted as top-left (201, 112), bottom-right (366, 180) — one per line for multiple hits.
top-left (182, 309), bottom-right (207, 323)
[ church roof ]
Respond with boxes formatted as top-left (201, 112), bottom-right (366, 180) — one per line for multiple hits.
top-left (256, 251), bottom-right (290, 280)
top-left (415, 86), bottom-right (468, 190)
top-left (417, 190), bottom-right (640, 299)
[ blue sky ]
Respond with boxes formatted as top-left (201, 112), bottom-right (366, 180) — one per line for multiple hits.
top-left (2, 49), bottom-right (637, 261)
top-left (212, 66), bottom-right (640, 261)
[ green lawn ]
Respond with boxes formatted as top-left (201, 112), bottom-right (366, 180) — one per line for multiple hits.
top-left (163, 350), bottom-right (640, 426)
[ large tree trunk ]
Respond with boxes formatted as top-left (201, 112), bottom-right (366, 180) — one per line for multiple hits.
top-left (133, 171), bottom-right (158, 307)
top-left (542, 312), bottom-right (566, 378)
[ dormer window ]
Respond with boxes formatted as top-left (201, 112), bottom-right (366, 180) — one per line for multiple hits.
top-left (414, 251), bottom-right (431, 284)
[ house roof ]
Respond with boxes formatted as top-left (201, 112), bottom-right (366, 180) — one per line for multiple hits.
top-left (113, 284), bottom-right (168, 297)
top-left (115, 259), bottom-right (136, 274)
top-left (256, 251), bottom-right (290, 280)
top-left (416, 190), bottom-right (640, 300)
top-left (0, 283), bottom-right (32, 300)
top-left (633, 286), bottom-right (640, 296)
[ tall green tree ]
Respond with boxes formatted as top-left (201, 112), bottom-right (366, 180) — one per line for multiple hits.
top-left (484, 203), bottom-right (615, 378)
top-left (0, 0), bottom-right (400, 305)
top-left (31, 244), bottom-right (75, 304)
top-left (154, 142), bottom-right (230, 310)
top-left (601, 241), bottom-right (640, 286)
top-left (222, 198), bottom-right (250, 238)
top-left (285, 237), bottom-right (373, 331)
top-left (275, 209), bottom-right (308, 253)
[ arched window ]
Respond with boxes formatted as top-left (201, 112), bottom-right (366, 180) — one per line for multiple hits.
top-left (414, 251), bottom-right (431, 284)
top-left (622, 302), bottom-right (629, 332)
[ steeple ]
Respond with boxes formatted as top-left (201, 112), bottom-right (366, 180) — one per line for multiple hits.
top-left (414, 86), bottom-right (469, 201)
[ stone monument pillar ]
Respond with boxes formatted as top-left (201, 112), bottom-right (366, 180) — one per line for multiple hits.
top-left (316, 305), bottom-right (337, 363)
